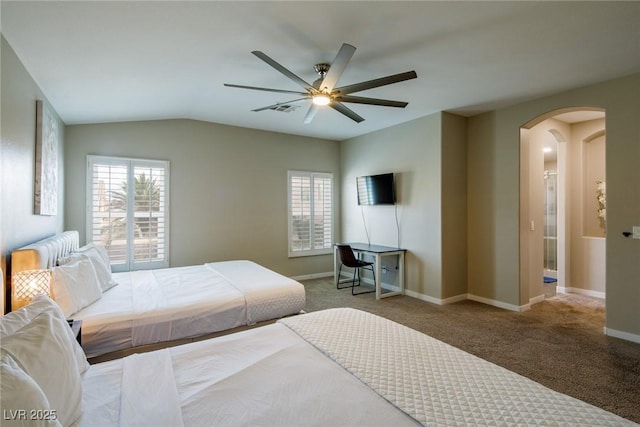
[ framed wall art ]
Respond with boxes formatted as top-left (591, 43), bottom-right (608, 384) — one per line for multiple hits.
top-left (34, 100), bottom-right (59, 215)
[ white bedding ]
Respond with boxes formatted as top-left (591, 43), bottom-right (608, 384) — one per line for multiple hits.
top-left (78, 308), bottom-right (635, 426)
top-left (80, 318), bottom-right (417, 427)
top-left (74, 260), bottom-right (305, 358)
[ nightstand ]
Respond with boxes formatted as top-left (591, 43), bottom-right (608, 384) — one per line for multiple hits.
top-left (67, 319), bottom-right (82, 345)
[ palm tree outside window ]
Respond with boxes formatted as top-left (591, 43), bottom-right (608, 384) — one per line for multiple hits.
top-left (87, 156), bottom-right (170, 272)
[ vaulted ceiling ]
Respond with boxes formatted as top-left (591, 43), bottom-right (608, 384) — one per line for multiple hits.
top-left (2, 1), bottom-right (639, 141)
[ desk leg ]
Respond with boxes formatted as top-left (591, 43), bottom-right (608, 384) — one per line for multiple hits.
top-left (377, 251), bottom-right (405, 299)
top-left (399, 251), bottom-right (405, 295)
top-left (333, 246), bottom-right (338, 286)
top-left (375, 253), bottom-right (382, 300)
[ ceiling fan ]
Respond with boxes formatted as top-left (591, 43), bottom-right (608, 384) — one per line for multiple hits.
top-left (224, 43), bottom-right (417, 124)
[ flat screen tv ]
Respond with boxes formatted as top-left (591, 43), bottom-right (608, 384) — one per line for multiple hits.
top-left (357, 173), bottom-right (396, 205)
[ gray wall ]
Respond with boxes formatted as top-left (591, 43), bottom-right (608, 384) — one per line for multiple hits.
top-left (342, 112), bottom-right (448, 300)
top-left (440, 112), bottom-right (468, 299)
top-left (64, 119), bottom-right (340, 277)
top-left (340, 112), bottom-right (468, 303)
top-left (342, 73), bottom-right (639, 341)
top-left (1, 36), bottom-right (65, 312)
top-left (469, 73), bottom-right (640, 339)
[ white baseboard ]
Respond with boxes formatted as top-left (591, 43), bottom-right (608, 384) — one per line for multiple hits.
top-left (403, 289), bottom-right (446, 305)
top-left (401, 288), bottom-right (527, 311)
top-left (404, 291), bottom-right (524, 311)
top-left (468, 294), bottom-right (524, 312)
top-left (291, 271), bottom-right (334, 281)
top-left (440, 293), bottom-right (469, 304)
top-left (403, 290), bottom-right (469, 306)
top-left (530, 294), bottom-right (546, 305)
top-left (604, 327), bottom-right (640, 344)
top-left (300, 272), bottom-right (640, 344)
top-left (558, 286), bottom-right (605, 299)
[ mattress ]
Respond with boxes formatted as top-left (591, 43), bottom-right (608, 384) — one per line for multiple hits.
top-left (74, 260), bottom-right (305, 358)
top-left (78, 308), bottom-right (635, 426)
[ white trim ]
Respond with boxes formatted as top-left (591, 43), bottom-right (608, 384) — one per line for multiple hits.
top-left (530, 294), bottom-right (546, 305)
top-left (403, 289), bottom-right (442, 305)
top-left (440, 294), bottom-right (468, 304)
top-left (291, 271), bottom-right (334, 281)
top-left (604, 327), bottom-right (640, 344)
top-left (401, 291), bottom-right (524, 311)
top-left (303, 273), bottom-right (611, 318)
top-left (468, 294), bottom-right (524, 312)
top-left (403, 290), bottom-right (468, 306)
top-left (557, 286), bottom-right (605, 299)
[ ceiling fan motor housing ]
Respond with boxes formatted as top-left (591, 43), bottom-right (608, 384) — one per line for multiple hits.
top-left (313, 63), bottom-right (331, 89)
top-left (314, 63), bottom-right (330, 76)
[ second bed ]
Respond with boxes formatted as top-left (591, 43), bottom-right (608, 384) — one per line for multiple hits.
top-left (75, 259), bottom-right (305, 358)
top-left (11, 231), bottom-right (306, 359)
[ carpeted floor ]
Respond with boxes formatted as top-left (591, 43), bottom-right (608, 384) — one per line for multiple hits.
top-left (301, 277), bottom-right (640, 423)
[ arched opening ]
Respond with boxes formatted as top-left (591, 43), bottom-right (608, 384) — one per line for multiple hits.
top-left (520, 108), bottom-right (606, 310)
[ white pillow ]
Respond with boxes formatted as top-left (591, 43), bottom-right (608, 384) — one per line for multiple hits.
top-left (51, 256), bottom-right (102, 318)
top-left (75, 243), bottom-right (108, 264)
top-left (0, 351), bottom-right (62, 427)
top-left (0, 295), bottom-right (89, 375)
top-left (1, 311), bottom-right (83, 427)
top-left (76, 243), bottom-right (118, 291)
top-left (60, 247), bottom-right (117, 293)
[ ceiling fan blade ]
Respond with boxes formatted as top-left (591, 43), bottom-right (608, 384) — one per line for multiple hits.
top-left (334, 71), bottom-right (417, 95)
top-left (252, 51), bottom-right (315, 92)
top-left (252, 98), bottom-right (309, 112)
top-left (303, 104), bottom-right (319, 124)
top-left (335, 95), bottom-right (408, 108)
top-left (329, 101), bottom-right (365, 123)
top-left (224, 83), bottom-right (308, 96)
top-left (318, 43), bottom-right (356, 92)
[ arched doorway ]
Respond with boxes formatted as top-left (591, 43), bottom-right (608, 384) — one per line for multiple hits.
top-left (520, 108), bottom-right (606, 307)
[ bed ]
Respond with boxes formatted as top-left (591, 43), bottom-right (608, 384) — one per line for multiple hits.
top-left (1, 298), bottom-right (635, 427)
top-left (10, 231), bottom-right (305, 358)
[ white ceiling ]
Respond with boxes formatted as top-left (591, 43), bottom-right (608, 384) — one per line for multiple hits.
top-left (2, 1), bottom-right (639, 141)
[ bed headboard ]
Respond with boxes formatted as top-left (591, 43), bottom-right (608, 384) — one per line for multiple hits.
top-left (11, 231), bottom-right (80, 274)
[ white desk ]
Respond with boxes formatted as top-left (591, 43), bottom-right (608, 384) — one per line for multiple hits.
top-left (334, 243), bottom-right (406, 299)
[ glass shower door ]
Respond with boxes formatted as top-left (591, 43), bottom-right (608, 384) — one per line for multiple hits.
top-left (543, 170), bottom-right (557, 276)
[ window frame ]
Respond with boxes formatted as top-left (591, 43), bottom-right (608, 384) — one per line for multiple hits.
top-left (287, 170), bottom-right (334, 258)
top-left (86, 155), bottom-right (170, 272)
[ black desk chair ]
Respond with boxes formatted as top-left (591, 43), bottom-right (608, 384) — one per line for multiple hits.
top-left (335, 244), bottom-right (375, 295)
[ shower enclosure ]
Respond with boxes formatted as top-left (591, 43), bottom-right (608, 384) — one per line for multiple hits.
top-left (543, 169), bottom-right (557, 278)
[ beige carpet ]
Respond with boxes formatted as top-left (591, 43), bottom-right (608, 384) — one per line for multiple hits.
top-left (301, 277), bottom-right (640, 423)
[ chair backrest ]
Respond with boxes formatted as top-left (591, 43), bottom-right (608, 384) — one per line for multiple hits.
top-left (336, 244), bottom-right (360, 268)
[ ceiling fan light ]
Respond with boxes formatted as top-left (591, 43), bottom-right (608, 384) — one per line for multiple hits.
top-left (312, 94), bottom-right (331, 106)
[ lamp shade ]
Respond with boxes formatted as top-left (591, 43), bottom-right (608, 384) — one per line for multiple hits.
top-left (12, 269), bottom-right (51, 310)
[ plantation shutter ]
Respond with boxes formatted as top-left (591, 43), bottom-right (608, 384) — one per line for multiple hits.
top-left (288, 171), bottom-right (333, 257)
top-left (87, 156), bottom-right (169, 271)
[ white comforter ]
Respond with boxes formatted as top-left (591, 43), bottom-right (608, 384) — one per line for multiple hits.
top-left (74, 261), bottom-right (305, 358)
top-left (79, 308), bottom-right (635, 426)
top-left (80, 316), bottom-right (417, 427)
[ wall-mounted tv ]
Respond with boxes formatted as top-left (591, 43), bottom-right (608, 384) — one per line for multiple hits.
top-left (357, 173), bottom-right (396, 205)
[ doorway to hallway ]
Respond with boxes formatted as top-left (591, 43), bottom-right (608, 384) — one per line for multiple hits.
top-left (520, 108), bottom-right (606, 307)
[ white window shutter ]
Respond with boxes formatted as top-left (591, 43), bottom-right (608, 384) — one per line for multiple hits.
top-left (87, 156), bottom-right (169, 271)
top-left (288, 171), bottom-right (333, 257)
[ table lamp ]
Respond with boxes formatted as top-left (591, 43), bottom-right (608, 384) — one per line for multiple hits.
top-left (12, 269), bottom-right (52, 310)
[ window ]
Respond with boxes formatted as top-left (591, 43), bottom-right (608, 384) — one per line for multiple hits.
top-left (288, 171), bottom-right (333, 257)
top-left (87, 155), bottom-right (169, 271)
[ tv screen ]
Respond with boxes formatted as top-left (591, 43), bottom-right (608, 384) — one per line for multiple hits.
top-left (357, 173), bottom-right (396, 205)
